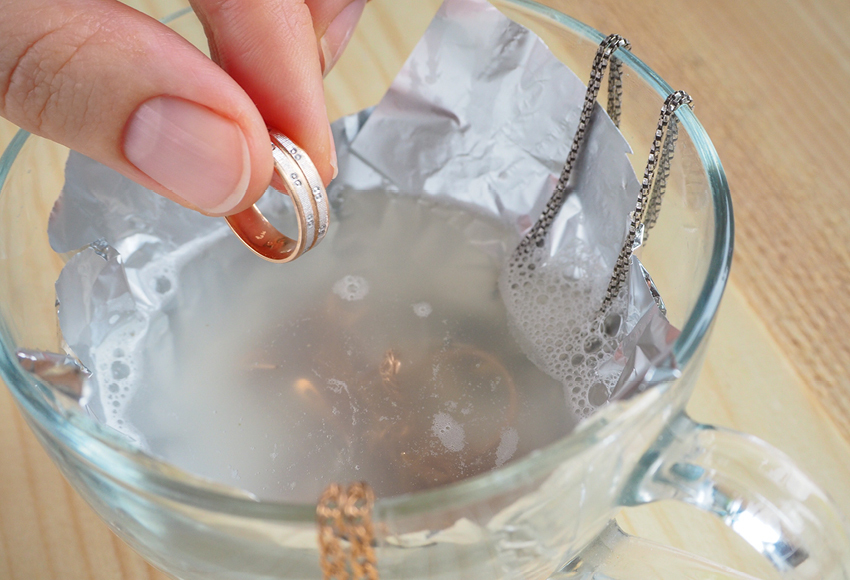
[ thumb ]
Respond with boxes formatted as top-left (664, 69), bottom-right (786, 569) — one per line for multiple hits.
top-left (0, 0), bottom-right (274, 216)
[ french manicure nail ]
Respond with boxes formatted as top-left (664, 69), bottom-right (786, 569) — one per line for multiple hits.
top-left (320, 0), bottom-right (367, 76)
top-left (123, 96), bottom-right (250, 214)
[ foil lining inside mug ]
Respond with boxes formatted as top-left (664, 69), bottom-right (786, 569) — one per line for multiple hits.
top-left (42, 0), bottom-right (678, 500)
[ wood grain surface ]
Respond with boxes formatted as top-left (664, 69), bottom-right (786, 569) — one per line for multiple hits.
top-left (0, 0), bottom-right (849, 579)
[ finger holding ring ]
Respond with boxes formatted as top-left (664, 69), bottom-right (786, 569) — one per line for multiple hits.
top-left (225, 131), bottom-right (330, 263)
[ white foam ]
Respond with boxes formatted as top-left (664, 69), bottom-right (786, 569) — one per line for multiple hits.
top-left (495, 427), bottom-right (519, 467)
top-left (412, 302), bottom-right (433, 318)
top-left (499, 240), bottom-right (625, 418)
top-left (333, 275), bottom-right (369, 301)
top-left (326, 378), bottom-right (349, 394)
top-left (431, 412), bottom-right (465, 452)
top-left (90, 319), bottom-right (148, 447)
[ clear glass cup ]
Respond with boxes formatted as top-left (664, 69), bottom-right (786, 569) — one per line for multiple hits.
top-left (0, 2), bottom-right (848, 579)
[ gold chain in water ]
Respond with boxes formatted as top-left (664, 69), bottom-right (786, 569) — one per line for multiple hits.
top-left (317, 482), bottom-right (379, 580)
top-left (318, 484), bottom-right (349, 580)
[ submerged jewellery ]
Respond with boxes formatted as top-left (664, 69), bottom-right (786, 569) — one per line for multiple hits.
top-left (318, 482), bottom-right (379, 580)
top-left (226, 131), bottom-right (330, 263)
top-left (306, 31), bottom-right (690, 579)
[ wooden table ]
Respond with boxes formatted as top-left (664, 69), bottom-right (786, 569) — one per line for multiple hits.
top-left (1, 0), bottom-right (848, 578)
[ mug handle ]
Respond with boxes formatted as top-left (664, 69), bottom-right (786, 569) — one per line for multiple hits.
top-left (554, 521), bottom-right (765, 580)
top-left (561, 413), bottom-right (850, 579)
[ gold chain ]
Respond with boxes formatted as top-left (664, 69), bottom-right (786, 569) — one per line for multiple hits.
top-left (317, 484), bottom-right (349, 580)
top-left (317, 482), bottom-right (379, 580)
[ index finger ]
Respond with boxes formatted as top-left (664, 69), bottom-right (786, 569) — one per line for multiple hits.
top-left (190, 0), bottom-right (337, 185)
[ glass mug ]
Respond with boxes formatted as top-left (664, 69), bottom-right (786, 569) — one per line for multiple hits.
top-left (0, 1), bottom-right (847, 579)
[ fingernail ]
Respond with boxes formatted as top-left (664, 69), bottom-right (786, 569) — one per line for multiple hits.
top-left (320, 0), bottom-right (366, 76)
top-left (329, 126), bottom-right (339, 180)
top-left (123, 96), bottom-right (250, 214)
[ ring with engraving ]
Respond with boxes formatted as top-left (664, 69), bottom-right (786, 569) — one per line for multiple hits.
top-left (225, 132), bottom-right (329, 263)
top-left (270, 130), bottom-right (330, 248)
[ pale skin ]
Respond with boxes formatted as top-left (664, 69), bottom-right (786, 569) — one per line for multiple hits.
top-left (0, 0), bottom-right (368, 216)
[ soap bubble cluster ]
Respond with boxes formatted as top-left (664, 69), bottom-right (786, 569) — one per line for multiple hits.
top-left (431, 412), bottom-right (466, 452)
top-left (92, 320), bottom-right (148, 445)
top-left (412, 302), bottom-right (433, 318)
top-left (495, 427), bottom-right (519, 467)
top-left (333, 275), bottom-right (370, 301)
top-left (499, 241), bottom-right (626, 418)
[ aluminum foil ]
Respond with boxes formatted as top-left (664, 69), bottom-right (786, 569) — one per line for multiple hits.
top-left (16, 348), bottom-right (91, 404)
top-left (46, 0), bottom-right (676, 435)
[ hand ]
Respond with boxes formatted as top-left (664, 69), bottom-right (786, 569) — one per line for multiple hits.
top-left (0, 0), bottom-right (367, 215)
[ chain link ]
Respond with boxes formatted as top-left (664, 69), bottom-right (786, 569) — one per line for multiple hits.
top-left (607, 56), bottom-right (625, 128)
top-left (344, 483), bottom-right (378, 580)
top-left (317, 482), bottom-right (379, 580)
top-left (515, 34), bottom-right (631, 257)
top-left (642, 114), bottom-right (679, 238)
top-left (318, 484), bottom-right (350, 580)
top-left (601, 90), bottom-right (693, 311)
top-left (313, 39), bottom-right (688, 580)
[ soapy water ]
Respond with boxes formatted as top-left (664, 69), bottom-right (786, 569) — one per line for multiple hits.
top-left (78, 191), bottom-right (626, 501)
top-left (495, 427), bottom-right (519, 468)
top-left (431, 412), bottom-right (466, 452)
top-left (90, 319), bottom-right (147, 445)
top-left (500, 240), bottom-right (626, 418)
top-left (332, 275), bottom-right (370, 301)
top-left (413, 302), bottom-right (433, 318)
